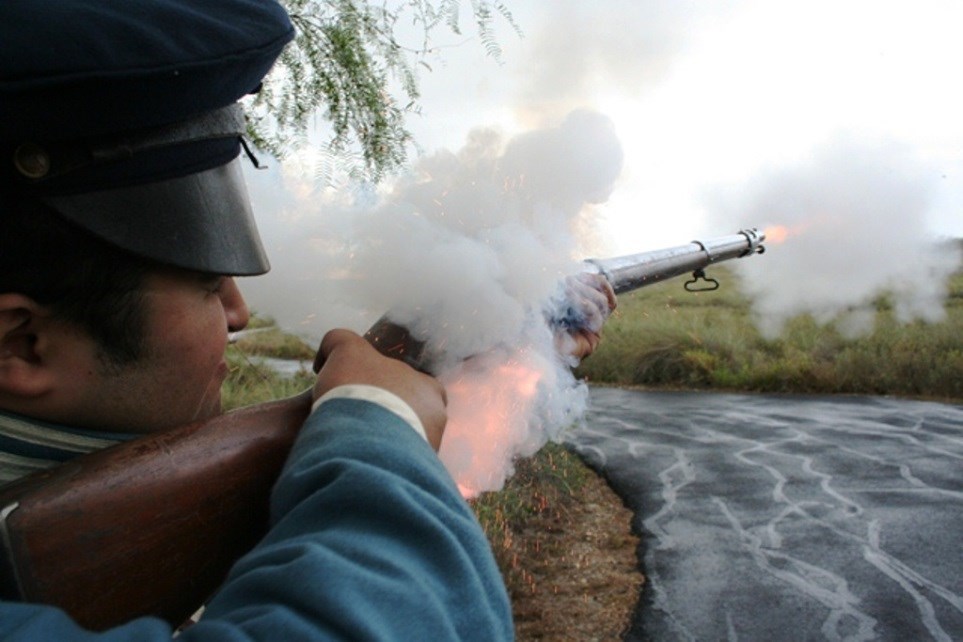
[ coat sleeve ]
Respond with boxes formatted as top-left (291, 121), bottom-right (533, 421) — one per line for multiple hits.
top-left (0, 398), bottom-right (513, 641)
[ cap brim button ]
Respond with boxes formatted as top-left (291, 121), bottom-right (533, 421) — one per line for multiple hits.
top-left (13, 143), bottom-right (51, 179)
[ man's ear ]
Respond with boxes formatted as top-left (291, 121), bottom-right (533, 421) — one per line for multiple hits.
top-left (0, 293), bottom-right (56, 398)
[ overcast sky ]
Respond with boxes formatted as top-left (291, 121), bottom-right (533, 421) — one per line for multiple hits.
top-left (243, 0), bottom-right (963, 338)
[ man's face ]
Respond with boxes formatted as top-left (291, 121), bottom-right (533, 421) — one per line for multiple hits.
top-left (58, 268), bottom-right (251, 433)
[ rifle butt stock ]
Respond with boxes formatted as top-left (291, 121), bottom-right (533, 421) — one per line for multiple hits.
top-left (0, 390), bottom-right (312, 631)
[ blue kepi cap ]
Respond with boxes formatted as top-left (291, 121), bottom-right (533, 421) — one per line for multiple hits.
top-left (0, 0), bottom-right (295, 275)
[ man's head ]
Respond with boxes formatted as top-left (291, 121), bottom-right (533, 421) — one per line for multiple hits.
top-left (0, 216), bottom-right (251, 432)
top-left (0, 0), bottom-right (293, 432)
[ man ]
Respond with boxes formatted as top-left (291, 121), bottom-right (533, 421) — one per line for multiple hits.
top-left (0, 0), bottom-right (613, 639)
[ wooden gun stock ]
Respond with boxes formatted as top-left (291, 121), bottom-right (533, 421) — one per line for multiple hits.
top-left (0, 390), bottom-right (313, 631)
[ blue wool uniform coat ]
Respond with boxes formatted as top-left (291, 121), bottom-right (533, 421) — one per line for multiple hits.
top-left (0, 398), bottom-right (514, 640)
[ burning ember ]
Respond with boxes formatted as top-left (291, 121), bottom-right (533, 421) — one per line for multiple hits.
top-left (439, 348), bottom-right (548, 498)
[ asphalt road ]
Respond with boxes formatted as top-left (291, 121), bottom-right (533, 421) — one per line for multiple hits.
top-left (568, 388), bottom-right (963, 641)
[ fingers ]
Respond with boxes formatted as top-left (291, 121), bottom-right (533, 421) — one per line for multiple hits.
top-left (579, 272), bottom-right (617, 312)
top-left (561, 328), bottom-right (601, 362)
top-left (569, 273), bottom-right (617, 332)
top-left (597, 274), bottom-right (617, 312)
top-left (555, 272), bottom-right (617, 362)
top-left (312, 329), bottom-right (448, 450)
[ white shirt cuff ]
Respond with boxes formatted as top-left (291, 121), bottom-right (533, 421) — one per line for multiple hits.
top-left (311, 384), bottom-right (428, 443)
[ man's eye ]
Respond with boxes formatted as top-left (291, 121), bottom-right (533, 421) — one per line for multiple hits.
top-left (206, 278), bottom-right (225, 294)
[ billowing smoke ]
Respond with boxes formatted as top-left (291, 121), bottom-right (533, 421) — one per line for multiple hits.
top-left (708, 136), bottom-right (963, 338)
top-left (243, 109), bottom-right (623, 494)
top-left (506, 1), bottom-right (735, 126)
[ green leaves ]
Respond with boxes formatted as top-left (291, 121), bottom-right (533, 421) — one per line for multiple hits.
top-left (245, 0), bottom-right (519, 182)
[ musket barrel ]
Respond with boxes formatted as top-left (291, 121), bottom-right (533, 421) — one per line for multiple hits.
top-left (585, 228), bottom-right (766, 294)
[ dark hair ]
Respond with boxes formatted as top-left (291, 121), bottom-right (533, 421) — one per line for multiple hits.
top-left (0, 197), bottom-right (151, 366)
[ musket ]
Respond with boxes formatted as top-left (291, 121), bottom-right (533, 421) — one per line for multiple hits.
top-left (0, 229), bottom-right (766, 631)
top-left (368, 228), bottom-right (767, 369)
top-left (586, 227), bottom-right (766, 294)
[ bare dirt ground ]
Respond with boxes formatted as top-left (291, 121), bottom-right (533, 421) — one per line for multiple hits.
top-left (481, 456), bottom-right (644, 641)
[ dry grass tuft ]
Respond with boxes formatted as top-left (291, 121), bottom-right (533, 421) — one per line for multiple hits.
top-left (473, 444), bottom-right (643, 641)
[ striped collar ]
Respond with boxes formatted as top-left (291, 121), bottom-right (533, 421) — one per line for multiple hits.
top-left (0, 411), bottom-right (138, 485)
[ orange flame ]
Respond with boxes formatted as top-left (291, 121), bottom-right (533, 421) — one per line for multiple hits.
top-left (439, 353), bottom-right (545, 499)
top-left (764, 222), bottom-right (810, 244)
top-left (765, 225), bottom-right (791, 244)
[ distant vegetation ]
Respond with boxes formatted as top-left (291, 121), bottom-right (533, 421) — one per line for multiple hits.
top-left (576, 265), bottom-right (963, 402)
top-left (229, 257), bottom-right (963, 405)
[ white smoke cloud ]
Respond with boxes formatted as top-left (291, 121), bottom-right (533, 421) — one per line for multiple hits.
top-left (243, 109), bottom-right (624, 494)
top-left (708, 136), bottom-right (963, 338)
top-left (507, 1), bottom-right (736, 125)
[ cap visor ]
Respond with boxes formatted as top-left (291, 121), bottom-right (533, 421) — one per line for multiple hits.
top-left (44, 158), bottom-right (270, 276)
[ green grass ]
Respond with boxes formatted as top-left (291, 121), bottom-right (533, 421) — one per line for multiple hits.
top-left (231, 326), bottom-right (317, 361)
top-left (576, 266), bottom-right (963, 401)
top-left (472, 442), bottom-right (592, 531)
top-left (470, 442), bottom-right (593, 592)
top-left (222, 314), bottom-right (315, 410)
top-left (221, 349), bottom-right (314, 410)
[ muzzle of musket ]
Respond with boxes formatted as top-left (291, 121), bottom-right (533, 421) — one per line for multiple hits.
top-left (584, 228), bottom-right (767, 295)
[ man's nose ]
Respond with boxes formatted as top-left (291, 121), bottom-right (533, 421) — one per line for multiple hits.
top-left (219, 277), bottom-right (250, 332)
